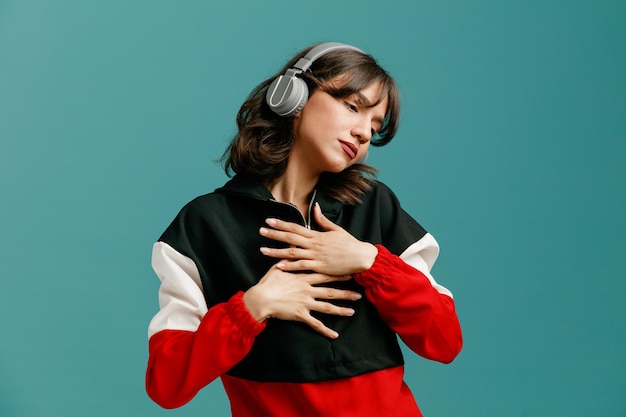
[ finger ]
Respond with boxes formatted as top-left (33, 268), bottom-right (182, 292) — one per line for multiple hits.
top-left (260, 227), bottom-right (310, 247)
top-left (260, 246), bottom-right (308, 260)
top-left (310, 300), bottom-right (356, 317)
top-left (314, 203), bottom-right (341, 231)
top-left (265, 218), bottom-right (313, 236)
top-left (273, 258), bottom-right (316, 270)
top-left (304, 272), bottom-right (354, 285)
top-left (310, 287), bottom-right (362, 302)
top-left (301, 315), bottom-right (339, 339)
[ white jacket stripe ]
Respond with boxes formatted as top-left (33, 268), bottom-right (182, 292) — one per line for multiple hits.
top-left (148, 241), bottom-right (208, 338)
top-left (399, 233), bottom-right (453, 298)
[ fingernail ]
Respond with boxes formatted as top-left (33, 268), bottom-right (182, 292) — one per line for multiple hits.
top-left (259, 227), bottom-right (268, 235)
top-left (260, 247), bottom-right (270, 254)
top-left (330, 331), bottom-right (339, 339)
top-left (353, 293), bottom-right (362, 300)
top-left (276, 262), bottom-right (285, 269)
top-left (266, 218), bottom-right (277, 226)
top-left (347, 308), bottom-right (355, 316)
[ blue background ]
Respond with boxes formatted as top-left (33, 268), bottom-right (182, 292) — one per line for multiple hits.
top-left (1, 1), bottom-right (624, 416)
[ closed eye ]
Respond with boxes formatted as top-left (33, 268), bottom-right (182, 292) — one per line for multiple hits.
top-left (371, 123), bottom-right (382, 137)
top-left (345, 101), bottom-right (358, 112)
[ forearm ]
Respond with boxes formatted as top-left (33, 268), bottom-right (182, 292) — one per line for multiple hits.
top-left (146, 292), bottom-right (265, 409)
top-left (354, 244), bottom-right (462, 363)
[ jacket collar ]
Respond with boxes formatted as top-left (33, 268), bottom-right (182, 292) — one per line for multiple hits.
top-left (216, 175), bottom-right (344, 221)
top-left (216, 175), bottom-right (273, 201)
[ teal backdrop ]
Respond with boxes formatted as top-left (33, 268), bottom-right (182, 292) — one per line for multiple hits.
top-left (1, 1), bottom-right (624, 416)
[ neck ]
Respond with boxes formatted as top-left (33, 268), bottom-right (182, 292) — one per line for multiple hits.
top-left (266, 159), bottom-right (319, 216)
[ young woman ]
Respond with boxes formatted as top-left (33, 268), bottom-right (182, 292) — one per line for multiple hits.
top-left (146, 42), bottom-right (462, 417)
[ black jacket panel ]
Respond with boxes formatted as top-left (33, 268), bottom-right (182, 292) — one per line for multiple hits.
top-left (158, 176), bottom-right (428, 382)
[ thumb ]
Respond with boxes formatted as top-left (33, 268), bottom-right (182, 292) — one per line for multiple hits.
top-left (314, 202), bottom-right (340, 231)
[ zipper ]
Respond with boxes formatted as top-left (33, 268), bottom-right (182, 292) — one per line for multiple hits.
top-left (269, 189), bottom-right (317, 229)
top-left (306, 190), bottom-right (317, 229)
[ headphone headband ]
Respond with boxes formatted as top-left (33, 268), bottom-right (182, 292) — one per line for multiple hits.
top-left (292, 42), bottom-right (363, 73)
top-left (266, 42), bottom-right (364, 117)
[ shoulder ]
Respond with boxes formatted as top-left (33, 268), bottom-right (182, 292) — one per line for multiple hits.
top-left (359, 180), bottom-right (403, 213)
top-left (158, 189), bottom-right (230, 241)
top-left (365, 179), bottom-right (395, 195)
top-left (170, 191), bottom-right (223, 223)
top-left (359, 180), bottom-right (429, 253)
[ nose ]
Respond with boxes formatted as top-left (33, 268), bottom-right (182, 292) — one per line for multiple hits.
top-left (351, 119), bottom-right (372, 144)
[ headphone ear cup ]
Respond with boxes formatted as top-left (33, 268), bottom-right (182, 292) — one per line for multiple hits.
top-left (266, 75), bottom-right (309, 117)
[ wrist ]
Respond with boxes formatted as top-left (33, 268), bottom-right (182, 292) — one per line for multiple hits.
top-left (359, 242), bottom-right (378, 272)
top-left (242, 285), bottom-right (271, 323)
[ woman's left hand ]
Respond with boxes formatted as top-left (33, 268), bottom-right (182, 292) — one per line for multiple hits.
top-left (259, 203), bottom-right (378, 276)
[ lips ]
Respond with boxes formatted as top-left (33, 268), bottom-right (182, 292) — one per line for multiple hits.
top-left (339, 140), bottom-right (358, 160)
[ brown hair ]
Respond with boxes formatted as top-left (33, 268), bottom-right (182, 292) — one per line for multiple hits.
top-left (222, 44), bottom-right (400, 204)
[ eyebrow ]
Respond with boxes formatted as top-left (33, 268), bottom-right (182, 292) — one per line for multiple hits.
top-left (354, 92), bottom-right (385, 127)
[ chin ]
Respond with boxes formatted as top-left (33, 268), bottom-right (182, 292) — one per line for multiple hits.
top-left (327, 163), bottom-right (352, 174)
top-left (317, 155), bottom-right (353, 174)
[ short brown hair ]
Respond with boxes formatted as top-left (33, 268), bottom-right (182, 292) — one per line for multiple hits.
top-left (222, 44), bottom-right (400, 204)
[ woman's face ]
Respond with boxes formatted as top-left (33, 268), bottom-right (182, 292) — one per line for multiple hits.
top-left (290, 80), bottom-right (388, 175)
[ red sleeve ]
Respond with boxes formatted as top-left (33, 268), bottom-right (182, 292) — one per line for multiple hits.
top-left (145, 292), bottom-right (266, 409)
top-left (354, 244), bottom-right (462, 363)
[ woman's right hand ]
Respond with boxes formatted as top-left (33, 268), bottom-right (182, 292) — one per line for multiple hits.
top-left (242, 263), bottom-right (362, 339)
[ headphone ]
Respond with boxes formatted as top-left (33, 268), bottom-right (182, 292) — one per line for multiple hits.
top-left (265, 42), bottom-right (363, 117)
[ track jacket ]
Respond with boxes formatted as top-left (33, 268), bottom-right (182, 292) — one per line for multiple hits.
top-left (146, 175), bottom-right (462, 416)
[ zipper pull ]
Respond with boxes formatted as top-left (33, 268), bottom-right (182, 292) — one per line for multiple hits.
top-left (306, 190), bottom-right (318, 229)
